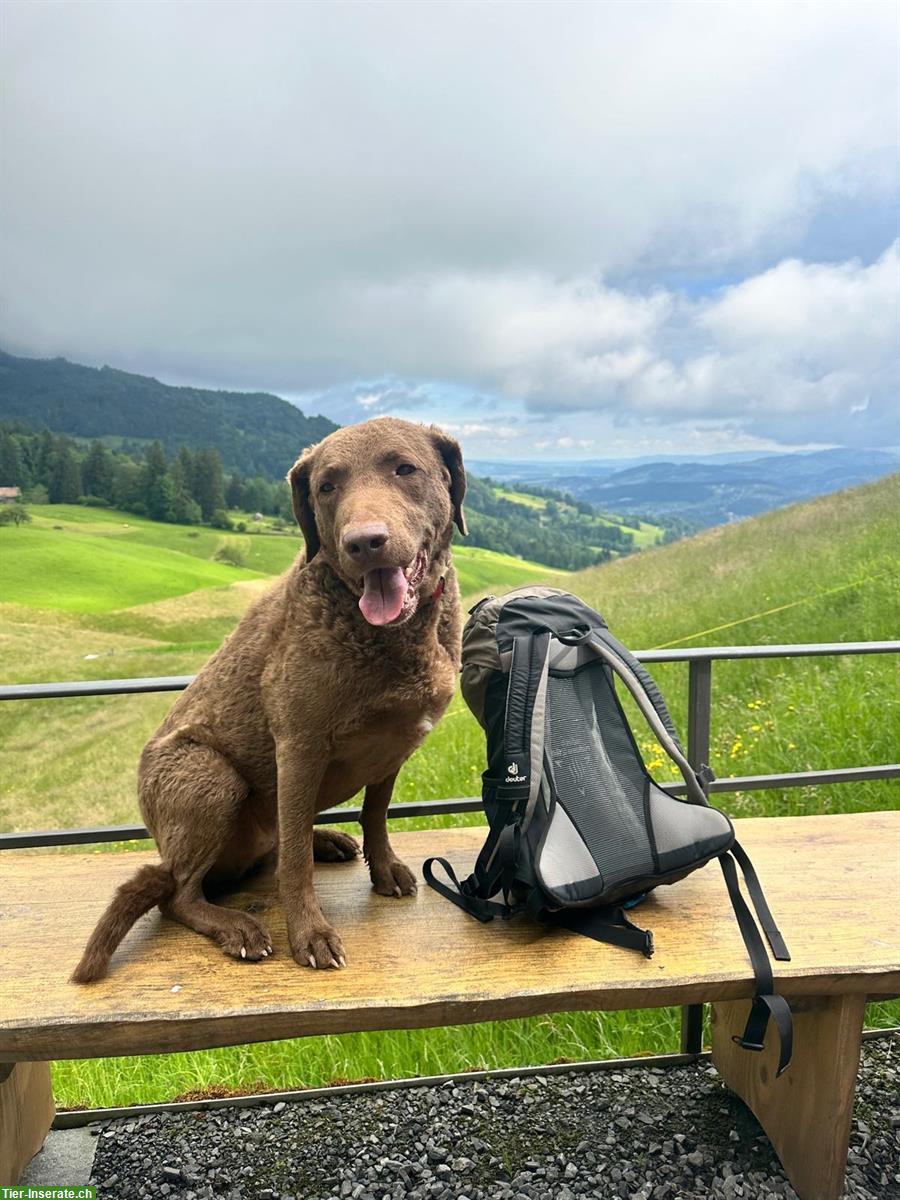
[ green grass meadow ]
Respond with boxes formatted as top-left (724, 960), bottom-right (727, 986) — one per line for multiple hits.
top-left (1, 478), bottom-right (898, 1108)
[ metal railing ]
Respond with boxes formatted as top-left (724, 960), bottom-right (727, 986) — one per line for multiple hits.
top-left (2, 639), bottom-right (898, 1058)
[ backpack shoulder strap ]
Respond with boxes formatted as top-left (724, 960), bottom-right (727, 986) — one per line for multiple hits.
top-left (591, 628), bottom-right (686, 753)
top-left (501, 629), bottom-right (552, 822)
top-left (569, 630), bottom-right (711, 807)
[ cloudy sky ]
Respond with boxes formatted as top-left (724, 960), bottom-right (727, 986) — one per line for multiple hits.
top-left (1, 0), bottom-right (897, 459)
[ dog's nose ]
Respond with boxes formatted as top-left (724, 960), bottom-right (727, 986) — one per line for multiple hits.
top-left (342, 523), bottom-right (390, 564)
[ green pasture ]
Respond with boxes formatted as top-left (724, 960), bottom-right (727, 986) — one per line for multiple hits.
top-left (492, 486), bottom-right (663, 549)
top-left (1, 477), bottom-right (898, 1108)
top-left (26, 503), bottom-right (303, 577)
top-left (494, 486), bottom-right (546, 510)
top-left (11, 504), bottom-right (560, 613)
top-left (0, 522), bottom-right (266, 612)
top-left (620, 519), bottom-right (662, 549)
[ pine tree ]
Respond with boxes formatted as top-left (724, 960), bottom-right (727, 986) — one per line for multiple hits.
top-left (165, 457), bottom-right (198, 524)
top-left (0, 430), bottom-right (25, 488)
top-left (242, 476), bottom-right (270, 514)
top-left (34, 430), bottom-right (56, 489)
top-left (193, 448), bottom-right (226, 522)
top-left (141, 441), bottom-right (173, 521)
top-left (81, 440), bottom-right (114, 501)
top-left (112, 461), bottom-right (144, 512)
top-left (177, 446), bottom-right (196, 502)
top-left (48, 443), bottom-right (83, 504)
top-left (226, 472), bottom-right (246, 511)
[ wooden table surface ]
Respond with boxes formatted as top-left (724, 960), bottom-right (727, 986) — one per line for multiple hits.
top-left (1, 811), bottom-right (898, 1061)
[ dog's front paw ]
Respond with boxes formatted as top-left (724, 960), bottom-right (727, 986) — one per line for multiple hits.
top-left (289, 922), bottom-right (346, 969)
top-left (370, 858), bottom-right (418, 898)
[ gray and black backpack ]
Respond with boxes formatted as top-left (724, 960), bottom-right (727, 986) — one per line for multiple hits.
top-left (423, 586), bottom-right (794, 1074)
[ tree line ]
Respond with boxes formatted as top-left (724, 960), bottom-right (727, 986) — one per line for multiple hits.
top-left (0, 421), bottom-right (687, 568)
top-left (0, 424), bottom-right (293, 528)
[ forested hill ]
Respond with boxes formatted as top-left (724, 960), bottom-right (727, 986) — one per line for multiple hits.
top-left (0, 349), bottom-right (337, 478)
top-left (0, 349), bottom-right (683, 569)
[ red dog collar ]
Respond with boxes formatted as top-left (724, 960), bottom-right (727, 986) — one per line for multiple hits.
top-left (430, 576), bottom-right (446, 602)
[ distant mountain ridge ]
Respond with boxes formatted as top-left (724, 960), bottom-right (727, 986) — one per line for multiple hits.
top-left (0, 349), bottom-right (338, 478)
top-left (471, 448), bottom-right (899, 527)
top-left (3, 348), bottom-right (896, 530)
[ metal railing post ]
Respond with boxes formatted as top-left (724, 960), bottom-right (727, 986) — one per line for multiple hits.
top-left (682, 656), bottom-right (713, 1054)
top-left (687, 656), bottom-right (712, 773)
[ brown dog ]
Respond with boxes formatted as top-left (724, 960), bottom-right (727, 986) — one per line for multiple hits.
top-left (71, 418), bottom-right (466, 980)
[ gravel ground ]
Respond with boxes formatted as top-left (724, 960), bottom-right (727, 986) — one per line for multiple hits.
top-left (89, 1035), bottom-right (899, 1200)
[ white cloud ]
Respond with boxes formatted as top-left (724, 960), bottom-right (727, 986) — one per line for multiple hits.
top-left (0, 0), bottom-right (897, 449)
top-left (440, 421), bottom-right (521, 442)
top-left (290, 243), bottom-right (899, 446)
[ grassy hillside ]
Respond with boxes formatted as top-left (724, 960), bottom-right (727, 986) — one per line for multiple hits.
top-left (3, 503), bottom-right (561, 613)
top-left (1, 478), bottom-right (897, 1106)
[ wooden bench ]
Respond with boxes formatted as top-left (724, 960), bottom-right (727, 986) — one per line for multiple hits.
top-left (1, 810), bottom-right (898, 1198)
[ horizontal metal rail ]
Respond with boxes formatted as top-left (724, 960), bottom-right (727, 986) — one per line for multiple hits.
top-left (48, 1050), bottom-right (719, 1127)
top-left (2, 640), bottom-right (898, 703)
top-left (0, 675), bottom-right (195, 702)
top-left (2, 640), bottom-right (898, 852)
top-left (4, 764), bottom-right (898, 850)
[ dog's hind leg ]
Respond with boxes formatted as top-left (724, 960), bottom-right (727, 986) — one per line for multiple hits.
top-left (143, 740), bottom-right (274, 962)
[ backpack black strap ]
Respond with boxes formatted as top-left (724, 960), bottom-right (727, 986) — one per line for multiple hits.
top-left (719, 849), bottom-right (793, 1076)
top-left (424, 852), bottom-right (655, 960)
top-left (592, 628), bottom-right (687, 755)
top-left (423, 822), bottom-right (527, 922)
top-left (422, 857), bottom-right (518, 923)
top-left (730, 839), bottom-right (791, 962)
top-left (545, 903), bottom-right (655, 958)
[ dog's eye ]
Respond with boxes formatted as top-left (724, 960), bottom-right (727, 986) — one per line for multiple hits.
top-left (395, 464), bottom-right (417, 476)
top-left (319, 481), bottom-right (335, 494)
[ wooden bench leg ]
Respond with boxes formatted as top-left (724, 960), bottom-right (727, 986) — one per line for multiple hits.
top-left (711, 993), bottom-right (865, 1200)
top-left (0, 1062), bottom-right (56, 1186)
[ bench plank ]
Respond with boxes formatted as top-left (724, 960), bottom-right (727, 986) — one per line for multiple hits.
top-left (1, 811), bottom-right (897, 1061)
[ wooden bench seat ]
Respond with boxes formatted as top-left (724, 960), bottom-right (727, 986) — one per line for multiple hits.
top-left (2, 810), bottom-right (898, 1197)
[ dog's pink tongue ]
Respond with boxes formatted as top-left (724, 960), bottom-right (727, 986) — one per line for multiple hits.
top-left (359, 568), bottom-right (409, 626)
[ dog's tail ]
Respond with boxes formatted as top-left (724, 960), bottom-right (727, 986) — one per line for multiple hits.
top-left (70, 863), bottom-right (177, 984)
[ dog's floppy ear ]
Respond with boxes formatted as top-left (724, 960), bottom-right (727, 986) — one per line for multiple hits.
top-left (429, 427), bottom-right (467, 536)
top-left (287, 447), bottom-right (321, 560)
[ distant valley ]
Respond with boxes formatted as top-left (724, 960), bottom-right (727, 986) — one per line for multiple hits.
top-left (470, 448), bottom-right (900, 528)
